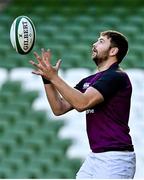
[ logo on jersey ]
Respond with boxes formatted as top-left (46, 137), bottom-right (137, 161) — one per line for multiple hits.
top-left (86, 109), bottom-right (94, 114)
top-left (83, 83), bottom-right (90, 90)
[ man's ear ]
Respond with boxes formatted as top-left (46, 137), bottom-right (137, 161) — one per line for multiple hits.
top-left (110, 47), bottom-right (119, 56)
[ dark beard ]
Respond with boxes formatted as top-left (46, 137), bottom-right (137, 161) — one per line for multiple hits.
top-left (93, 57), bottom-right (101, 66)
top-left (92, 53), bottom-right (109, 66)
top-left (92, 57), bottom-right (100, 66)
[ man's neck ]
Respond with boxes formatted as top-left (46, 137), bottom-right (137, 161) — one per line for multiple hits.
top-left (97, 59), bottom-right (118, 72)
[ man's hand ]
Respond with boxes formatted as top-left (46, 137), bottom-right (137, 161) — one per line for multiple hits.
top-left (29, 48), bottom-right (62, 81)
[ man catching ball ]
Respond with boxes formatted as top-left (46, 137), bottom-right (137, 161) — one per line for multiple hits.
top-left (30, 30), bottom-right (136, 179)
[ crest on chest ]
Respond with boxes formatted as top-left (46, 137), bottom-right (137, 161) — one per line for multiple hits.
top-left (83, 82), bottom-right (90, 90)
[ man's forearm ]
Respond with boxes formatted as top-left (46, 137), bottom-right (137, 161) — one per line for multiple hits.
top-left (44, 83), bottom-right (72, 115)
top-left (51, 75), bottom-right (89, 112)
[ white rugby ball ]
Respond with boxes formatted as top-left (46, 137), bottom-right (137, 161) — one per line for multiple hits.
top-left (10, 16), bottom-right (36, 54)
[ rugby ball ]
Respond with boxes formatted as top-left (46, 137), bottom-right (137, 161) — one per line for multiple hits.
top-left (10, 16), bottom-right (36, 54)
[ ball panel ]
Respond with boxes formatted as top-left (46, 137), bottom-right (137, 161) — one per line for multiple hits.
top-left (10, 19), bottom-right (16, 49)
top-left (15, 16), bottom-right (24, 54)
top-left (10, 16), bottom-right (36, 55)
top-left (23, 16), bottom-right (36, 54)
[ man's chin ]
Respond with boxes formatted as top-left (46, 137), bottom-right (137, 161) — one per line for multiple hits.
top-left (92, 57), bottom-right (98, 66)
top-left (92, 54), bottom-right (97, 61)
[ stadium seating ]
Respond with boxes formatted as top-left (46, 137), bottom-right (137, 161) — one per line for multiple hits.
top-left (1, 1), bottom-right (144, 70)
top-left (0, 80), bottom-right (81, 178)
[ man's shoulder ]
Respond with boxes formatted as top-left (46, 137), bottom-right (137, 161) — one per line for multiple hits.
top-left (103, 66), bottom-right (129, 80)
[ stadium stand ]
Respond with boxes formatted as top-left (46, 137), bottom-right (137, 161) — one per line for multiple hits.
top-left (0, 0), bottom-right (144, 178)
top-left (0, 80), bottom-right (81, 178)
top-left (0, 0), bottom-right (144, 70)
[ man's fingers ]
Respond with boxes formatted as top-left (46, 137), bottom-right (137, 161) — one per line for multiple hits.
top-left (33, 51), bottom-right (46, 67)
top-left (32, 69), bottom-right (43, 76)
top-left (33, 52), bottom-right (42, 62)
top-left (29, 60), bottom-right (44, 71)
top-left (29, 60), bottom-right (38, 67)
top-left (41, 48), bottom-right (46, 62)
top-left (46, 49), bottom-right (51, 60)
top-left (56, 59), bottom-right (62, 70)
top-left (33, 49), bottom-right (52, 67)
top-left (40, 48), bottom-right (51, 67)
top-left (32, 71), bottom-right (42, 76)
top-left (44, 49), bottom-right (51, 62)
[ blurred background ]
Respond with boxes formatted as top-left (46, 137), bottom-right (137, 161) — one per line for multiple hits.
top-left (0, 0), bottom-right (144, 178)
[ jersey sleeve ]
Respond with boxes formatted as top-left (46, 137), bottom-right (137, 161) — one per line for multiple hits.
top-left (74, 79), bottom-right (84, 92)
top-left (92, 71), bottom-right (126, 99)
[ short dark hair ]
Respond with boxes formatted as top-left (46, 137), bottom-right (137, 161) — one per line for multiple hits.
top-left (100, 30), bottom-right (128, 63)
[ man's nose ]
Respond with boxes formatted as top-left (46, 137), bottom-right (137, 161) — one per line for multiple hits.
top-left (93, 42), bottom-right (97, 49)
